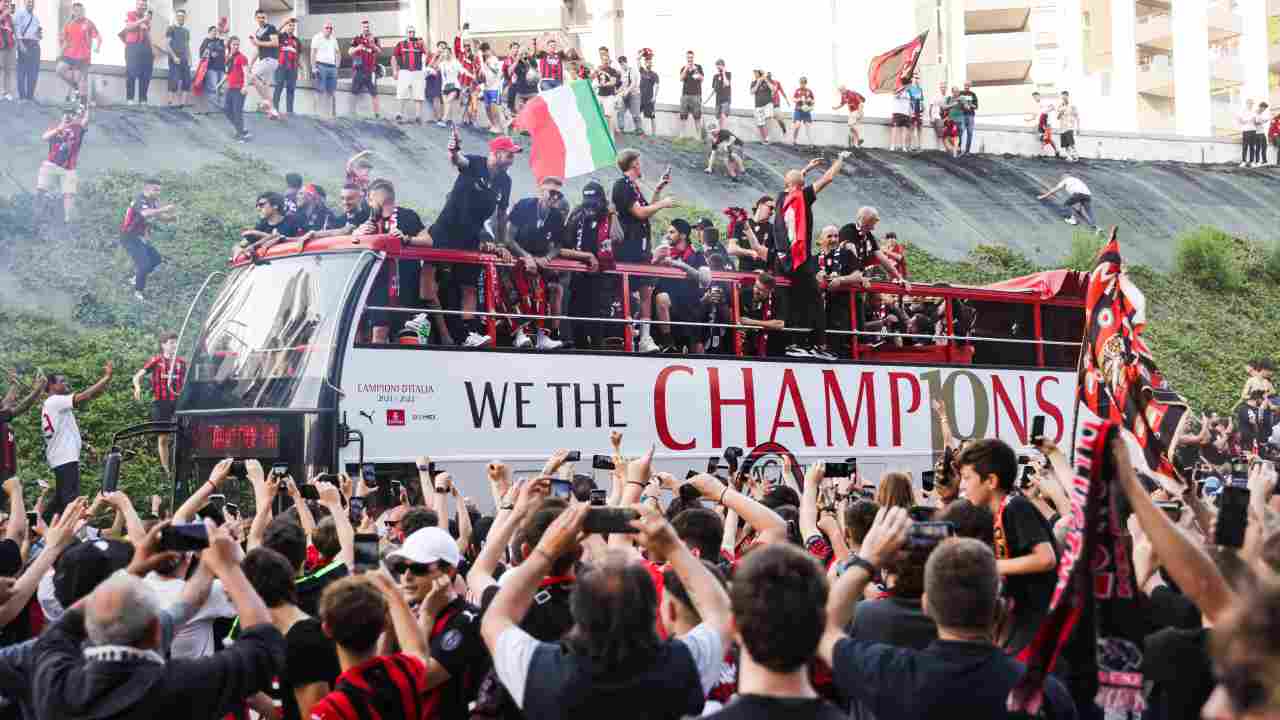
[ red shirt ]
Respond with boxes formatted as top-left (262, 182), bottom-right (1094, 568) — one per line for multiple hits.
top-left (793, 87), bottom-right (814, 109)
top-left (840, 89), bottom-right (865, 111)
top-left (123, 10), bottom-right (148, 45)
top-left (142, 354), bottom-right (187, 402)
top-left (277, 33), bottom-right (299, 71)
top-left (226, 51), bottom-right (247, 89)
top-left (0, 12), bottom-right (15, 51)
top-left (62, 19), bottom-right (100, 61)
top-left (351, 35), bottom-right (379, 72)
top-left (394, 38), bottom-right (426, 71)
top-left (46, 124), bottom-right (87, 170)
top-left (1270, 116), bottom-right (1280, 141)
top-left (770, 80), bottom-right (786, 106)
top-left (311, 654), bottom-right (431, 720)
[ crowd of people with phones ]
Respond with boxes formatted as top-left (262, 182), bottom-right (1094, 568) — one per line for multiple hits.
top-left (0, 344), bottom-right (1276, 720)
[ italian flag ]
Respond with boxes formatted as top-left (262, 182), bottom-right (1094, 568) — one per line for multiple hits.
top-left (515, 80), bottom-right (617, 181)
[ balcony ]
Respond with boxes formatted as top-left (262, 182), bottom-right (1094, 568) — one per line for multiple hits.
top-left (1137, 57), bottom-right (1174, 97)
top-left (965, 0), bottom-right (1032, 34)
top-left (966, 31), bottom-right (1034, 84)
top-left (1135, 6), bottom-right (1241, 52)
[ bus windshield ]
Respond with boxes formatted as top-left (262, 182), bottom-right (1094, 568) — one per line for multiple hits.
top-left (182, 252), bottom-right (373, 411)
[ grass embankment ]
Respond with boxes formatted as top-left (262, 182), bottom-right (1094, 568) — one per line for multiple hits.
top-left (0, 157), bottom-right (1274, 508)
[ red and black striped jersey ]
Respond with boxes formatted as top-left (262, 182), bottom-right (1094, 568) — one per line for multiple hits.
top-left (142, 354), bottom-right (186, 401)
top-left (393, 38), bottom-right (426, 71)
top-left (277, 33), bottom-right (300, 71)
top-left (120, 194), bottom-right (157, 237)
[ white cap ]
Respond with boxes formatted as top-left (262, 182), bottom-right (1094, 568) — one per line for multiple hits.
top-left (387, 527), bottom-right (461, 567)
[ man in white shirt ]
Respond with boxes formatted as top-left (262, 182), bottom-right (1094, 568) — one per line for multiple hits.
top-left (146, 553), bottom-right (236, 659)
top-left (616, 55), bottom-right (641, 134)
top-left (41, 363), bottom-right (111, 516)
top-left (1037, 174), bottom-right (1101, 235)
top-left (310, 21), bottom-right (339, 118)
top-left (479, 42), bottom-right (506, 134)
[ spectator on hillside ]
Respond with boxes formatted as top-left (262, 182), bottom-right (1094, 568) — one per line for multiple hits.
top-left (482, 503), bottom-right (732, 719)
top-left (130, 332), bottom-right (186, 476)
top-left (639, 49), bottom-right (659, 136)
top-left (57, 2), bottom-right (99, 105)
top-left (705, 122), bottom-right (744, 181)
top-left (1, 368), bottom-right (47, 486)
top-left (310, 21), bottom-right (338, 118)
top-left (1037, 174), bottom-right (1101, 235)
top-left (818, 510), bottom-right (1076, 720)
top-left (347, 19), bottom-right (380, 119)
top-left (427, 40), bottom-right (448, 121)
top-left (34, 519), bottom-right (287, 720)
top-left (1057, 90), bottom-right (1080, 162)
top-left (890, 86), bottom-right (912, 152)
top-left (679, 50), bottom-right (706, 140)
top-left (241, 547), bottom-right (340, 720)
top-left (13, 0), bottom-right (39, 102)
top-left (617, 55), bottom-right (641, 134)
top-left (1032, 91), bottom-right (1061, 159)
top-left (1269, 109), bottom-right (1280, 165)
top-left (433, 45), bottom-right (465, 127)
top-left (613, 148), bottom-right (676, 353)
top-left (767, 72), bottom-right (789, 138)
top-left (791, 76), bottom-right (815, 148)
top-left (536, 37), bottom-right (566, 91)
top-left (711, 59), bottom-right (732, 129)
top-left (164, 9), bottom-right (191, 108)
top-left (1254, 101), bottom-right (1271, 166)
top-left (957, 438), bottom-right (1057, 653)
top-left (957, 81), bottom-right (979, 155)
top-left (479, 42), bottom-right (506, 133)
top-left (927, 81), bottom-right (949, 147)
top-left (271, 17), bottom-right (300, 116)
top-left (246, 9), bottom-right (281, 119)
top-left (0, 1), bottom-right (14, 102)
top-left (217, 35), bottom-right (250, 142)
top-left (240, 191), bottom-right (302, 256)
top-left (750, 69), bottom-right (774, 144)
top-left (593, 47), bottom-right (622, 138)
top-left (118, 177), bottom-right (176, 300)
top-left (36, 105), bottom-right (90, 225)
top-left (392, 25), bottom-right (427, 124)
top-left (907, 73), bottom-right (925, 151)
top-left (197, 23), bottom-right (226, 111)
top-left (737, 272), bottom-right (787, 358)
top-left (833, 85), bottom-right (866, 148)
top-left (122, 0), bottom-right (154, 105)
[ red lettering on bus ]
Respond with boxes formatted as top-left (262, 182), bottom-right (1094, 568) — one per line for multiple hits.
top-left (823, 370), bottom-right (877, 447)
top-left (992, 375), bottom-right (1028, 444)
top-left (768, 369), bottom-right (815, 447)
top-left (709, 367), bottom-right (757, 449)
top-left (888, 372), bottom-right (921, 447)
top-left (654, 365), bottom-right (696, 450)
top-left (1035, 376), bottom-right (1066, 443)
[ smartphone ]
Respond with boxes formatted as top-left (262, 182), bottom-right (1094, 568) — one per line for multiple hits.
top-left (1031, 415), bottom-right (1046, 442)
top-left (907, 521), bottom-right (955, 549)
top-left (348, 496), bottom-right (365, 524)
top-left (299, 485), bottom-right (320, 501)
top-left (857, 487), bottom-right (876, 500)
top-left (1154, 500), bottom-right (1182, 522)
top-left (224, 503), bottom-right (239, 516)
top-left (1215, 485), bottom-right (1250, 549)
top-left (583, 507), bottom-right (640, 534)
top-left (824, 462), bottom-right (852, 478)
top-left (353, 532), bottom-right (380, 572)
top-left (229, 460), bottom-right (246, 475)
top-left (685, 469), bottom-right (698, 480)
top-left (589, 489), bottom-right (607, 506)
top-left (564, 451), bottom-right (581, 463)
top-left (361, 463), bottom-right (378, 490)
top-left (724, 446), bottom-right (744, 473)
top-left (550, 478), bottom-right (573, 499)
top-left (208, 494), bottom-right (226, 510)
top-left (921, 470), bottom-right (936, 492)
top-left (706, 457), bottom-right (720, 474)
top-left (908, 505), bottom-right (936, 522)
top-left (159, 523), bottom-right (210, 552)
top-left (271, 463), bottom-right (289, 478)
top-left (849, 457), bottom-right (858, 476)
top-left (592, 455), bottom-right (616, 471)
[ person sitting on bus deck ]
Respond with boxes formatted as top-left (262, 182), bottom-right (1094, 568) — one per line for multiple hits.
top-left (559, 181), bottom-right (623, 351)
top-left (299, 184), bottom-right (372, 249)
top-left (354, 179), bottom-right (431, 345)
top-left (499, 175), bottom-right (567, 351)
top-left (297, 184), bottom-right (340, 234)
top-left (240, 191), bottom-right (304, 256)
top-left (736, 272), bottom-right (786, 358)
top-left (653, 219), bottom-right (710, 353)
top-left (861, 293), bottom-right (911, 348)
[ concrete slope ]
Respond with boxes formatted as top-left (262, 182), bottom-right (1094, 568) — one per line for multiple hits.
top-left (4, 103), bottom-right (1279, 270)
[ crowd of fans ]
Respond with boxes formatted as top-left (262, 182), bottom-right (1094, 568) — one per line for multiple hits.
top-left (2, 356), bottom-right (1280, 720)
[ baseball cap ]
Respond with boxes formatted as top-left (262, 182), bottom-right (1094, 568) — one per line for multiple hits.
top-left (693, 218), bottom-right (714, 230)
top-left (387, 527), bottom-right (461, 567)
top-left (581, 181), bottom-right (606, 209)
top-left (671, 218), bottom-right (692, 236)
top-left (489, 136), bottom-right (523, 154)
top-left (53, 538), bottom-right (135, 608)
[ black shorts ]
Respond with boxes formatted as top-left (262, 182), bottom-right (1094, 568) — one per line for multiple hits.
top-left (1061, 130), bottom-right (1075, 149)
top-left (367, 259), bottom-right (422, 327)
top-left (151, 399), bottom-right (177, 422)
top-left (352, 70), bottom-right (377, 96)
top-left (891, 113), bottom-right (911, 128)
top-left (641, 99), bottom-right (656, 119)
top-left (169, 61), bottom-right (191, 92)
top-left (51, 462), bottom-right (80, 515)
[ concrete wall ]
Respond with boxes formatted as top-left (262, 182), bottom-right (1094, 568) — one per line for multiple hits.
top-left (27, 61), bottom-right (1253, 165)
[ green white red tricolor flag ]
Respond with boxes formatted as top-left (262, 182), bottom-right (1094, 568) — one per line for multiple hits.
top-left (514, 80), bottom-right (617, 182)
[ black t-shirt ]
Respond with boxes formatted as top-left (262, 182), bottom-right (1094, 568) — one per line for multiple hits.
top-left (254, 24), bottom-right (279, 60)
top-left (731, 219), bottom-right (771, 273)
top-left (344, 202), bottom-right (372, 228)
top-left (566, 209), bottom-right (607, 255)
top-left (612, 176), bottom-right (651, 262)
top-left (776, 185), bottom-right (818, 273)
top-left (281, 618), bottom-right (341, 720)
top-left (665, 249), bottom-right (708, 308)
top-left (368, 206), bottom-right (427, 237)
top-left (680, 63), bottom-right (705, 96)
top-left (1235, 403), bottom-right (1270, 450)
top-left (595, 64), bottom-right (621, 96)
top-left (712, 70), bottom-right (732, 103)
top-left (740, 287), bottom-right (785, 325)
top-left (1141, 628), bottom-right (1213, 720)
top-left (640, 68), bottom-right (659, 103)
top-left (295, 561), bottom-right (349, 617)
top-left (999, 494), bottom-right (1057, 652)
top-left (707, 695), bottom-right (845, 720)
top-left (851, 597), bottom-right (938, 651)
top-left (431, 155), bottom-right (512, 249)
top-left (200, 37), bottom-right (226, 72)
top-left (752, 79), bottom-right (773, 108)
top-left (255, 213), bottom-right (304, 239)
top-left (1144, 585), bottom-right (1201, 632)
top-left (429, 597), bottom-right (490, 719)
top-left (301, 205), bottom-right (340, 233)
top-left (848, 229), bottom-right (881, 270)
top-left (508, 198), bottom-right (564, 258)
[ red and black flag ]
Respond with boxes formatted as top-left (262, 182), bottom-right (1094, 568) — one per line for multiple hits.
top-left (1009, 229), bottom-right (1186, 720)
top-left (867, 31), bottom-right (928, 95)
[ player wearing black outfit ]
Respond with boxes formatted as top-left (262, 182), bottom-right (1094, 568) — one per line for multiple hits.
top-left (501, 176), bottom-right (567, 351)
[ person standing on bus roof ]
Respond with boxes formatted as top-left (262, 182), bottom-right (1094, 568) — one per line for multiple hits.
top-left (503, 175), bottom-right (567, 351)
top-left (427, 128), bottom-right (520, 349)
top-left (131, 332), bottom-right (185, 477)
top-left (356, 178), bottom-right (430, 345)
top-left (613, 148), bottom-right (677, 353)
top-left (41, 363), bottom-right (111, 517)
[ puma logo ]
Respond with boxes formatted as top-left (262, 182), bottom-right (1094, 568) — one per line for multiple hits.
top-left (359, 410), bottom-right (374, 423)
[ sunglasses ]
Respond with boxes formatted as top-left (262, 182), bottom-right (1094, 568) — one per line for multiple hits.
top-left (389, 561), bottom-right (435, 577)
